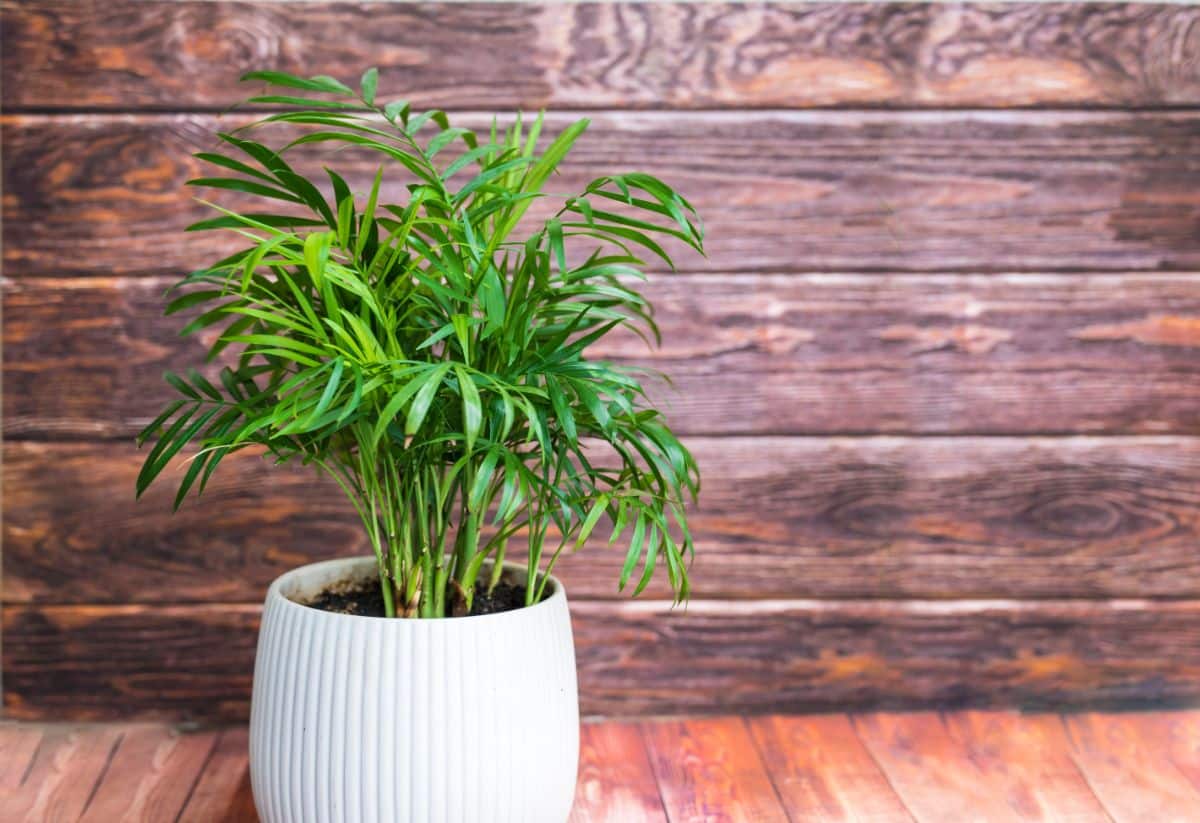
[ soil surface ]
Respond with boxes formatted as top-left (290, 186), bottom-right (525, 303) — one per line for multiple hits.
top-left (304, 575), bottom-right (535, 617)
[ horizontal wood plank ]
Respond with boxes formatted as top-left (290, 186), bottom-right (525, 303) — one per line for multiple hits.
top-left (6, 599), bottom-right (1200, 722)
top-left (5, 3), bottom-right (1198, 111)
top-left (6, 111), bottom-right (1200, 276)
top-left (6, 437), bottom-right (1200, 604)
top-left (9, 274), bottom-right (1200, 441)
top-left (575, 599), bottom-right (1200, 716)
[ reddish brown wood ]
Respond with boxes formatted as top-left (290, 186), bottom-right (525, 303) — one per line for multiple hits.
top-left (643, 717), bottom-right (787, 822)
top-left (941, 712), bottom-right (1111, 820)
top-left (10, 274), bottom-right (1200, 442)
top-left (747, 714), bottom-right (914, 821)
top-left (1131, 711), bottom-right (1200, 793)
top-left (2, 605), bottom-right (260, 723)
top-left (176, 729), bottom-right (256, 823)
top-left (76, 726), bottom-right (217, 822)
top-left (0, 725), bottom-right (43, 791)
top-left (853, 713), bottom-right (1029, 822)
top-left (9, 598), bottom-right (1200, 723)
top-left (1063, 712), bottom-right (1200, 821)
top-left (8, 437), bottom-right (1200, 605)
top-left (6, 111), bottom-right (1200, 277)
top-left (8, 714), bottom-right (1200, 818)
top-left (5, 3), bottom-right (1198, 111)
top-left (569, 722), bottom-right (665, 823)
top-left (0, 725), bottom-right (122, 822)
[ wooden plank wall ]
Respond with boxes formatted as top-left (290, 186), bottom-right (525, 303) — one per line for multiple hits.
top-left (4, 1), bottom-right (1200, 721)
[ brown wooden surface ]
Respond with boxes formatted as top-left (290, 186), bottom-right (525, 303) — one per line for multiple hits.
top-left (177, 729), bottom-right (255, 823)
top-left (9, 273), bottom-right (1200, 440)
top-left (7, 712), bottom-right (1200, 822)
top-left (6, 111), bottom-right (1200, 277)
top-left (0, 725), bottom-right (43, 790)
top-left (6, 599), bottom-right (1200, 723)
top-left (1136, 710), bottom-right (1200, 791)
top-left (77, 725), bottom-right (216, 823)
top-left (642, 716), bottom-right (788, 822)
top-left (0, 725), bottom-right (124, 821)
top-left (569, 722), bottom-right (666, 823)
top-left (6, 3), bottom-right (1199, 112)
top-left (942, 712), bottom-right (1113, 820)
top-left (855, 712), bottom-right (1110, 821)
top-left (7, 437), bottom-right (1200, 606)
top-left (6, 1), bottom-right (1200, 724)
top-left (747, 714), bottom-right (914, 820)
top-left (1064, 712), bottom-right (1200, 821)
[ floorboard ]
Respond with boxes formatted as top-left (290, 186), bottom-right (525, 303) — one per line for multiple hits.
top-left (176, 729), bottom-right (255, 823)
top-left (0, 725), bottom-right (123, 823)
top-left (0, 724), bottom-right (43, 790)
top-left (854, 712), bottom-right (1054, 822)
top-left (747, 714), bottom-right (914, 822)
top-left (939, 712), bottom-right (1111, 822)
top-left (569, 722), bottom-right (666, 823)
top-left (77, 725), bottom-right (216, 823)
top-left (3, 713), bottom-right (1196, 821)
top-left (642, 716), bottom-right (789, 823)
top-left (1063, 712), bottom-right (1200, 822)
top-left (1135, 711), bottom-right (1200, 793)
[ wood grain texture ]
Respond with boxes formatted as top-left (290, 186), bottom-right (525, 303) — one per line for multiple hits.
top-left (941, 711), bottom-right (1110, 821)
top-left (2, 605), bottom-right (261, 723)
top-left (6, 599), bottom-right (1200, 722)
top-left (7, 436), bottom-right (1200, 604)
top-left (0, 725), bottom-right (122, 822)
top-left (0, 725), bottom-right (43, 792)
top-left (854, 712), bottom-right (1024, 822)
top-left (573, 599), bottom-right (1200, 716)
top-left (6, 0), bottom-right (1200, 729)
top-left (78, 726), bottom-right (217, 823)
top-left (643, 717), bottom-right (787, 823)
top-left (1132, 711), bottom-right (1200, 793)
top-left (746, 714), bottom-right (914, 821)
top-left (5, 3), bottom-right (1199, 110)
top-left (1063, 712), bottom-right (1200, 821)
top-left (10, 274), bottom-right (1200, 441)
top-left (570, 722), bottom-right (666, 823)
top-left (6, 111), bottom-right (1200, 277)
top-left (176, 729), bottom-right (256, 823)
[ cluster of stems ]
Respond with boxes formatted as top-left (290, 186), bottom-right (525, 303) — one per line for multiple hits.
top-left (323, 432), bottom-right (561, 618)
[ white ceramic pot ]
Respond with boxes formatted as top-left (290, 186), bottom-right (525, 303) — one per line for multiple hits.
top-left (249, 556), bottom-right (579, 823)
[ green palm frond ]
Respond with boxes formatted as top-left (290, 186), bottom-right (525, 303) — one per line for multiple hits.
top-left (138, 68), bottom-right (704, 617)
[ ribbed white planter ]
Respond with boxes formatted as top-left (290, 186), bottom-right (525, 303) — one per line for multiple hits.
top-left (249, 556), bottom-right (579, 823)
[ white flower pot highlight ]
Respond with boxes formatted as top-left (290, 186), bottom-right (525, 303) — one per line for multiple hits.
top-left (249, 556), bottom-right (579, 823)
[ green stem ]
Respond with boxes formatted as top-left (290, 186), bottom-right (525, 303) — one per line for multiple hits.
top-left (487, 536), bottom-right (507, 595)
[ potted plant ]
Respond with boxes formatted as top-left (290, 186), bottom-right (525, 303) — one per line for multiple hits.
top-left (137, 68), bottom-right (703, 823)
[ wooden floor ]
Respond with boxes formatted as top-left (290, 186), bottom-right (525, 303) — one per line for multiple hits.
top-left (2, 712), bottom-right (1199, 821)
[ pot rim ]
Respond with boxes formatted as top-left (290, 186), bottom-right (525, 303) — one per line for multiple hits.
top-left (266, 555), bottom-right (567, 624)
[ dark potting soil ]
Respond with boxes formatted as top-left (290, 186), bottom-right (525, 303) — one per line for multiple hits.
top-left (303, 575), bottom-right (535, 618)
